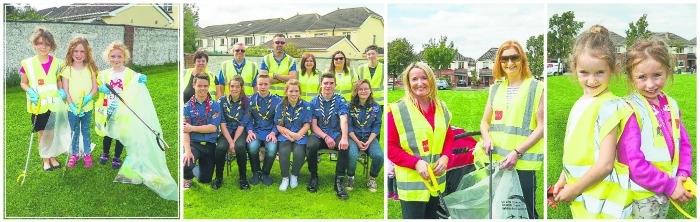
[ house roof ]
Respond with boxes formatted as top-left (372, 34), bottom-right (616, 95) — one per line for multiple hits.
top-left (610, 31), bottom-right (626, 46)
top-left (690, 37), bottom-right (697, 45)
top-left (477, 48), bottom-right (499, 61)
top-left (262, 36), bottom-right (359, 52)
top-left (227, 18), bottom-right (283, 36)
top-left (454, 52), bottom-right (468, 61)
top-left (651, 32), bottom-right (691, 45)
top-left (269, 13), bottom-right (320, 34)
top-left (307, 7), bottom-right (383, 31)
top-left (38, 3), bottom-right (174, 24)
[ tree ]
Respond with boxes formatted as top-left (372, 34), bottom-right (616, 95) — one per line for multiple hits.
top-left (284, 43), bottom-right (306, 58)
top-left (526, 34), bottom-right (544, 79)
top-left (668, 40), bottom-right (685, 53)
top-left (183, 4), bottom-right (199, 53)
top-left (625, 14), bottom-right (652, 48)
top-left (4, 3), bottom-right (48, 21)
top-left (548, 11), bottom-right (583, 74)
top-left (422, 36), bottom-right (457, 80)
top-left (387, 38), bottom-right (417, 89)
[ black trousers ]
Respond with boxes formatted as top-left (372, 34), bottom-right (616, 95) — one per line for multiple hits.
top-left (517, 170), bottom-right (538, 219)
top-left (306, 135), bottom-right (348, 177)
top-left (400, 195), bottom-right (440, 219)
top-left (214, 131), bottom-right (248, 180)
top-left (102, 136), bottom-right (124, 158)
top-left (183, 141), bottom-right (215, 183)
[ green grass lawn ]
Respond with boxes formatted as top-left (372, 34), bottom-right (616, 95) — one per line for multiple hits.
top-left (387, 89), bottom-right (545, 219)
top-left (546, 74), bottom-right (697, 219)
top-left (4, 64), bottom-right (179, 218)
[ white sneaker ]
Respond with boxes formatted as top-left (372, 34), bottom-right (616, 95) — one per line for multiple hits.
top-left (290, 175), bottom-right (299, 188)
top-left (279, 177), bottom-right (290, 191)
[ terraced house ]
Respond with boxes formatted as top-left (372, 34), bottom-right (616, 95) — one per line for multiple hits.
top-left (38, 3), bottom-right (178, 29)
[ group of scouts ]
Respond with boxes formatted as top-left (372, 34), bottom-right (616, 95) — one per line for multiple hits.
top-left (182, 34), bottom-right (385, 200)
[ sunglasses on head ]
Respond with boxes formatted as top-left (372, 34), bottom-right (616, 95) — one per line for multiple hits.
top-left (334, 57), bottom-right (345, 61)
top-left (234, 49), bottom-right (245, 53)
top-left (500, 54), bottom-right (521, 63)
top-left (274, 41), bottom-right (285, 45)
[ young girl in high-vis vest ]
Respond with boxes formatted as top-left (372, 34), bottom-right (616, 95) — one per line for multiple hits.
top-left (60, 36), bottom-right (99, 168)
top-left (20, 27), bottom-right (66, 171)
top-left (617, 39), bottom-right (694, 219)
top-left (550, 25), bottom-right (635, 219)
top-left (94, 41), bottom-right (147, 170)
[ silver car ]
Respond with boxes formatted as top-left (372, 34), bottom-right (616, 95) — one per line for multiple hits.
top-left (437, 79), bottom-right (449, 90)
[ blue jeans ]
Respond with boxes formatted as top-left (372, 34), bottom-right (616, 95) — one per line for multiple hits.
top-left (68, 110), bottom-right (92, 155)
top-left (247, 139), bottom-right (277, 175)
top-left (348, 138), bottom-right (383, 178)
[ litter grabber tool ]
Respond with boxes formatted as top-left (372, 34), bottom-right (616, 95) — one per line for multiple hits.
top-left (546, 185), bottom-right (558, 209)
top-left (670, 178), bottom-right (697, 219)
top-left (18, 96), bottom-right (41, 185)
top-left (488, 148), bottom-right (493, 219)
top-left (423, 168), bottom-right (451, 219)
top-left (105, 85), bottom-right (169, 151)
top-left (63, 91), bottom-right (85, 178)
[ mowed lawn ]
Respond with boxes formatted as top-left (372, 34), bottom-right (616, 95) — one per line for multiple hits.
top-left (387, 88), bottom-right (545, 219)
top-left (4, 64), bottom-right (179, 218)
top-left (546, 74), bottom-right (697, 219)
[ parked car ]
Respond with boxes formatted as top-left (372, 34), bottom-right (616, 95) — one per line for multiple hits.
top-left (437, 79), bottom-right (449, 90)
top-left (457, 79), bottom-right (467, 87)
top-left (547, 63), bottom-right (562, 76)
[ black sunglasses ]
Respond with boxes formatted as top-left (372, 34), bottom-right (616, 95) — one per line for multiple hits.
top-left (274, 41), bottom-right (285, 45)
top-left (333, 57), bottom-right (345, 61)
top-left (234, 49), bottom-right (245, 53)
top-left (500, 54), bottom-right (521, 63)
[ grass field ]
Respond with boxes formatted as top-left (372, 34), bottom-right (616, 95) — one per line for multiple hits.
top-left (387, 88), bottom-right (545, 219)
top-left (4, 64), bottom-right (179, 218)
top-left (546, 74), bottom-right (697, 219)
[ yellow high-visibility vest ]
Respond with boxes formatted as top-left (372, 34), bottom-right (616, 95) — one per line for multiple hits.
top-left (219, 59), bottom-right (257, 96)
top-left (389, 99), bottom-right (451, 202)
top-left (626, 92), bottom-right (681, 200)
top-left (474, 77), bottom-right (544, 170)
top-left (357, 63), bottom-right (384, 106)
top-left (263, 54), bottom-right (295, 96)
top-left (563, 92), bottom-right (634, 219)
top-left (298, 70), bottom-right (321, 102)
top-left (60, 66), bottom-right (96, 111)
top-left (22, 56), bottom-right (63, 113)
top-left (181, 68), bottom-right (216, 98)
top-left (335, 71), bottom-right (356, 102)
top-left (94, 68), bottom-right (136, 137)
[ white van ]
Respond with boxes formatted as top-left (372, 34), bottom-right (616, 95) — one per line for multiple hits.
top-left (546, 63), bottom-right (562, 76)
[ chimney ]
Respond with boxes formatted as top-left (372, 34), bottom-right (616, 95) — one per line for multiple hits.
top-left (666, 32), bottom-right (670, 40)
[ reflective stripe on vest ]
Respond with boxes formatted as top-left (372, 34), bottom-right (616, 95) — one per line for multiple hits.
top-left (181, 68), bottom-right (216, 96)
top-left (299, 70), bottom-right (321, 102)
top-left (390, 99), bottom-right (451, 202)
top-left (336, 71), bottom-right (355, 102)
top-left (265, 54), bottom-right (294, 96)
top-left (358, 63), bottom-right (384, 105)
top-left (23, 56), bottom-right (62, 113)
top-left (625, 92), bottom-right (681, 200)
top-left (94, 68), bottom-right (135, 137)
top-left (562, 94), bottom-right (634, 219)
top-left (220, 60), bottom-right (256, 96)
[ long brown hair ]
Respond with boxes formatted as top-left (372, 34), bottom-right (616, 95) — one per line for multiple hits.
top-left (228, 75), bottom-right (249, 109)
top-left (328, 51), bottom-right (350, 75)
top-left (278, 79), bottom-right (302, 127)
top-left (300, 52), bottom-right (318, 76)
top-left (62, 36), bottom-right (99, 76)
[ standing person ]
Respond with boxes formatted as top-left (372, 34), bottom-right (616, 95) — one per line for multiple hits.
top-left (387, 62), bottom-right (452, 219)
top-left (214, 75), bottom-right (252, 190)
top-left (182, 50), bottom-right (217, 103)
top-left (346, 79), bottom-right (384, 192)
top-left (94, 41), bottom-right (147, 170)
top-left (473, 40), bottom-right (544, 219)
top-left (216, 42), bottom-right (258, 99)
top-left (550, 25), bottom-right (635, 219)
top-left (329, 51), bottom-right (356, 101)
top-left (356, 45), bottom-right (384, 108)
top-left (618, 39), bottom-right (694, 219)
top-left (387, 161), bottom-right (399, 201)
top-left (60, 36), bottom-right (99, 168)
top-left (183, 72), bottom-right (222, 188)
top-left (306, 73), bottom-right (351, 199)
top-left (298, 53), bottom-right (321, 102)
top-left (259, 34), bottom-right (297, 96)
top-left (246, 74), bottom-right (282, 186)
top-left (19, 27), bottom-right (67, 171)
top-left (274, 79), bottom-right (312, 191)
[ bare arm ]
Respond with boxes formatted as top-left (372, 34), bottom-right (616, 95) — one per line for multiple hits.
top-left (64, 78), bottom-right (73, 104)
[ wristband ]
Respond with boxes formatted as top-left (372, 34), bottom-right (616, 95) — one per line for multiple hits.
top-left (514, 149), bottom-right (523, 158)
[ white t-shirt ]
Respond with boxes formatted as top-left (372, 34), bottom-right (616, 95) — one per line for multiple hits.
top-left (506, 86), bottom-right (519, 107)
top-left (107, 69), bottom-right (125, 104)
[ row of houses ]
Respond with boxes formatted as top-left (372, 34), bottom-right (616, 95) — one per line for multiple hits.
top-left (38, 3), bottom-right (179, 29)
top-left (196, 7), bottom-right (384, 60)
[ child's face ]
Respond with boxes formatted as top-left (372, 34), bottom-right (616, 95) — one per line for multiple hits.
top-left (109, 49), bottom-right (125, 69)
top-left (72, 43), bottom-right (86, 64)
top-left (34, 37), bottom-right (51, 57)
top-left (256, 77), bottom-right (270, 95)
top-left (286, 85), bottom-right (300, 103)
top-left (632, 58), bottom-right (668, 101)
top-left (193, 78), bottom-right (209, 98)
top-left (357, 83), bottom-right (371, 100)
top-left (576, 53), bottom-right (613, 97)
top-left (229, 80), bottom-right (241, 97)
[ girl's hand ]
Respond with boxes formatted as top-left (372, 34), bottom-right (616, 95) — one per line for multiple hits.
top-left (671, 177), bottom-right (694, 203)
top-left (415, 160), bottom-right (430, 180)
top-left (246, 130), bottom-right (256, 143)
top-left (138, 75), bottom-right (147, 84)
top-left (554, 184), bottom-right (579, 202)
top-left (266, 132), bottom-right (277, 143)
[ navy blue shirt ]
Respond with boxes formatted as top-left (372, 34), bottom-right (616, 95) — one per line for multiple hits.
top-left (183, 97), bottom-right (221, 143)
top-left (274, 99), bottom-right (312, 144)
top-left (219, 95), bottom-right (251, 134)
top-left (248, 93), bottom-right (282, 139)
top-left (310, 94), bottom-right (348, 139)
top-left (348, 101), bottom-right (382, 140)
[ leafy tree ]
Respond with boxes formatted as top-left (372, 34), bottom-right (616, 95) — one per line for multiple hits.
top-left (422, 36), bottom-right (457, 80)
top-left (625, 14), bottom-right (652, 48)
top-left (548, 11), bottom-right (583, 74)
top-left (470, 69), bottom-right (479, 86)
top-left (284, 42), bottom-right (306, 58)
top-left (387, 38), bottom-right (417, 89)
top-left (244, 45), bottom-right (270, 56)
top-left (668, 40), bottom-right (685, 53)
top-left (183, 4), bottom-right (199, 53)
top-left (526, 34), bottom-right (545, 79)
top-left (5, 3), bottom-right (48, 21)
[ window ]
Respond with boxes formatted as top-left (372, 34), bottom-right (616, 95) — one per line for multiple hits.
top-left (616, 46), bottom-right (624, 53)
top-left (678, 47), bottom-right (685, 53)
top-left (373, 35), bottom-right (376, 45)
top-left (260, 36), bottom-right (267, 44)
top-left (220, 38), bottom-right (225, 46)
top-left (678, 60), bottom-right (685, 67)
top-left (207, 39), bottom-right (214, 46)
top-left (294, 35), bottom-right (301, 38)
top-left (197, 40), bottom-right (202, 47)
top-left (231, 38), bottom-right (238, 44)
top-left (162, 3), bottom-right (173, 13)
top-left (458, 62), bottom-right (464, 69)
top-left (245, 37), bottom-right (254, 46)
top-left (343, 32), bottom-right (351, 40)
top-left (483, 61), bottom-right (489, 68)
top-left (314, 33), bottom-right (327, 37)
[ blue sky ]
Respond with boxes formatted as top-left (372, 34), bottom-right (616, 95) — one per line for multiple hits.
top-left (548, 4), bottom-right (696, 41)
top-left (387, 4), bottom-right (545, 60)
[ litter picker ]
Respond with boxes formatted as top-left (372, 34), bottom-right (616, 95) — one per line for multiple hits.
top-left (105, 85), bottom-right (169, 151)
top-left (17, 95), bottom-right (41, 185)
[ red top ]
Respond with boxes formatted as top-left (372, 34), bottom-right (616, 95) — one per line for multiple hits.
top-left (388, 101), bottom-right (454, 169)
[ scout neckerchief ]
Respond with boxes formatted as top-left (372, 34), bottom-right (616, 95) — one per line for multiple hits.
top-left (233, 59), bottom-right (246, 75)
top-left (352, 102), bottom-right (373, 129)
top-left (225, 94), bottom-right (243, 122)
top-left (189, 94), bottom-right (211, 125)
top-left (319, 94), bottom-right (336, 126)
top-left (255, 94), bottom-right (272, 120)
top-left (285, 100), bottom-right (303, 125)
